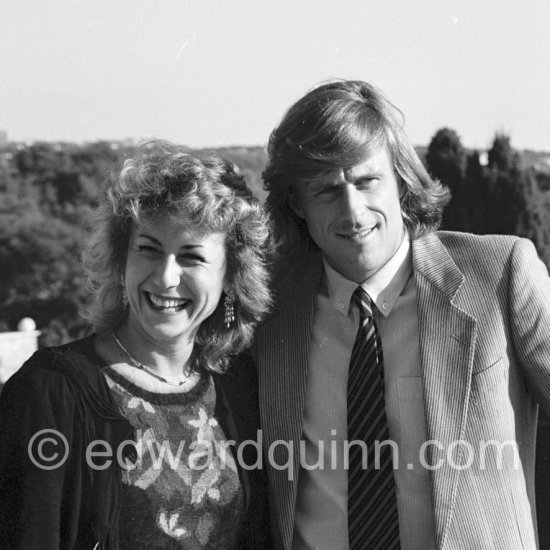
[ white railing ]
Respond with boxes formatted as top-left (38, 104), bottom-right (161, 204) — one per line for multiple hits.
top-left (0, 318), bottom-right (41, 384)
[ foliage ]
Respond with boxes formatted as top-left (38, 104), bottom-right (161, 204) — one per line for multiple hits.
top-left (426, 128), bottom-right (467, 190)
top-left (428, 130), bottom-right (550, 267)
top-left (200, 146), bottom-right (268, 202)
top-left (426, 128), bottom-right (467, 230)
top-left (0, 212), bottom-right (89, 345)
top-left (488, 133), bottom-right (520, 173)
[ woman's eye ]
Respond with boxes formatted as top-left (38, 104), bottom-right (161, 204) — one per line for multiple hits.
top-left (137, 245), bottom-right (159, 254)
top-left (179, 254), bottom-right (205, 264)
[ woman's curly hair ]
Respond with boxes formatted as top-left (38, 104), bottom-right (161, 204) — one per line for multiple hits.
top-left (83, 140), bottom-right (272, 373)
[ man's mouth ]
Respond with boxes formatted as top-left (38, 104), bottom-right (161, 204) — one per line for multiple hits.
top-left (339, 225), bottom-right (377, 240)
top-left (145, 292), bottom-right (189, 312)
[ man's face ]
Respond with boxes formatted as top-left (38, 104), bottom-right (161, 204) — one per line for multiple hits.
top-left (291, 144), bottom-right (405, 283)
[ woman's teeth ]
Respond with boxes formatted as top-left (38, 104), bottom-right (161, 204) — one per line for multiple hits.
top-left (147, 293), bottom-right (188, 311)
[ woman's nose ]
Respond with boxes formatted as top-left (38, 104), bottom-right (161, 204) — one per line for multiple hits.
top-left (157, 256), bottom-right (181, 288)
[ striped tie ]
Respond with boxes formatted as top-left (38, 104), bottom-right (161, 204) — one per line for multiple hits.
top-left (347, 286), bottom-right (400, 549)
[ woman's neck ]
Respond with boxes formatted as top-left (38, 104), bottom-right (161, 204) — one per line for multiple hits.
top-left (113, 323), bottom-right (195, 384)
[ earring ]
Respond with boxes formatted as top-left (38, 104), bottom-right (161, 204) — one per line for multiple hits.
top-left (121, 274), bottom-right (129, 308)
top-left (224, 291), bottom-right (235, 328)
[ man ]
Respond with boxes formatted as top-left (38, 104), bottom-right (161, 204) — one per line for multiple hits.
top-left (252, 80), bottom-right (550, 549)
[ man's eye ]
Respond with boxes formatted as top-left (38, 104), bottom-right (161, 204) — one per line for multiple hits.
top-left (357, 178), bottom-right (378, 188)
top-left (317, 187), bottom-right (338, 196)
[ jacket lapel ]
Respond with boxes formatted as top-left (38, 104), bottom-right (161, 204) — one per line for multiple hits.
top-left (412, 233), bottom-right (477, 549)
top-left (255, 254), bottom-right (322, 549)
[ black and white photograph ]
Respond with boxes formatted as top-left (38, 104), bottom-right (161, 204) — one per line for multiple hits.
top-left (1, 2), bottom-right (550, 548)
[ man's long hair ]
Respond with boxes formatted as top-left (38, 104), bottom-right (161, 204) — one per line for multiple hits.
top-left (263, 79), bottom-right (450, 258)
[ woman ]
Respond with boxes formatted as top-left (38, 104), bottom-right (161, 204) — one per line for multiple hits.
top-left (0, 141), bottom-right (272, 549)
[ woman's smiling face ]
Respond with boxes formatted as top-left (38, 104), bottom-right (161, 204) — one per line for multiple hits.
top-left (124, 215), bottom-right (227, 347)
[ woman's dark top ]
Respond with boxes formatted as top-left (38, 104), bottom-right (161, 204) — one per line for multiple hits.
top-left (0, 335), bottom-right (271, 549)
top-left (103, 367), bottom-right (243, 548)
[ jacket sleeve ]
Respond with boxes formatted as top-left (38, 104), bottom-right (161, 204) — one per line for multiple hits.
top-left (0, 351), bottom-right (82, 549)
top-left (509, 238), bottom-right (550, 414)
top-left (217, 353), bottom-right (273, 549)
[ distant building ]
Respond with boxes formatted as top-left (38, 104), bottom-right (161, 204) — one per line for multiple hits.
top-left (0, 130), bottom-right (8, 146)
top-left (535, 157), bottom-right (550, 174)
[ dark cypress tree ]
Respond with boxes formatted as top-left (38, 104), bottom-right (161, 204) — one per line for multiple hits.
top-left (426, 128), bottom-right (467, 231)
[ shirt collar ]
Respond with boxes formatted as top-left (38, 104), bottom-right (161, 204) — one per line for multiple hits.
top-left (323, 232), bottom-right (412, 318)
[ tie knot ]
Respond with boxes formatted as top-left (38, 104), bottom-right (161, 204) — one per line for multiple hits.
top-left (353, 286), bottom-right (374, 318)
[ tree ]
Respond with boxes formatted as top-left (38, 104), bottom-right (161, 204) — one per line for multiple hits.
top-left (426, 128), bottom-right (467, 188)
top-left (207, 147), bottom-right (268, 202)
top-left (0, 142), bottom-right (112, 345)
top-left (434, 132), bottom-right (550, 255)
top-left (488, 133), bottom-right (519, 174)
top-left (426, 128), bottom-right (467, 230)
top-left (0, 211), bottom-right (90, 345)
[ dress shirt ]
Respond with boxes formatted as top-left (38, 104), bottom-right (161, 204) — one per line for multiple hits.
top-left (292, 233), bottom-right (436, 550)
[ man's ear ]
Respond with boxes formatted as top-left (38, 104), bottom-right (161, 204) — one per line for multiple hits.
top-left (398, 178), bottom-right (407, 200)
top-left (289, 186), bottom-right (305, 219)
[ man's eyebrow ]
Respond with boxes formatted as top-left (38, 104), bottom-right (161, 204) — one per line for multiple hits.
top-left (344, 166), bottom-right (382, 182)
top-left (309, 180), bottom-right (341, 192)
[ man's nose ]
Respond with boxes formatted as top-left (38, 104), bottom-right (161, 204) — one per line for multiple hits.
top-left (338, 184), bottom-right (365, 224)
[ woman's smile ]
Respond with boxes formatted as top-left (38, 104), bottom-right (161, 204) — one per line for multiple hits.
top-left (144, 291), bottom-right (189, 313)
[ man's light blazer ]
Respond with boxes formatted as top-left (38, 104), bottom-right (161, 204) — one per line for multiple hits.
top-left (252, 231), bottom-right (550, 550)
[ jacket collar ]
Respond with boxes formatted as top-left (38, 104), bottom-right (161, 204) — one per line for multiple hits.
top-left (412, 231), bottom-right (465, 302)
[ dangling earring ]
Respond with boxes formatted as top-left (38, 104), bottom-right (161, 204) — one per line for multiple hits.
top-left (224, 290), bottom-right (235, 328)
top-left (121, 274), bottom-right (129, 308)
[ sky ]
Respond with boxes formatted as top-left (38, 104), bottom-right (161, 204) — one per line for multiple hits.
top-left (1, 0), bottom-right (550, 151)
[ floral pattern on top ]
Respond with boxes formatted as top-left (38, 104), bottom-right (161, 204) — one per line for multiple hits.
top-left (104, 368), bottom-right (243, 550)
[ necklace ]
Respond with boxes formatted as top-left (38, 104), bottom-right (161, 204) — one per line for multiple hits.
top-left (111, 331), bottom-right (191, 387)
